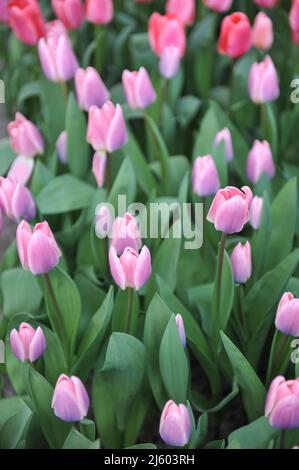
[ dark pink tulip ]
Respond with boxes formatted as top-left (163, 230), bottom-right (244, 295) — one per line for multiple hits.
top-left (8, 155), bottom-right (34, 185)
top-left (0, 176), bottom-right (35, 221)
top-left (275, 292), bottom-right (299, 337)
top-left (248, 56), bottom-right (279, 104)
top-left (52, 374), bottom-right (89, 422)
top-left (10, 322), bottom-right (46, 362)
top-left (85, 0), bottom-right (113, 25)
top-left (207, 186), bottom-right (253, 234)
top-left (16, 220), bottom-right (62, 275)
top-left (92, 151), bottom-right (107, 188)
top-left (175, 314), bottom-right (186, 348)
top-left (159, 401), bottom-right (192, 447)
top-left (214, 127), bottom-right (234, 162)
top-left (8, 112), bottom-right (44, 158)
top-left (218, 12), bottom-right (252, 59)
top-left (252, 12), bottom-right (273, 50)
top-left (254, 0), bottom-right (279, 7)
top-left (290, 0), bottom-right (299, 45)
top-left (159, 46), bottom-right (181, 79)
top-left (52, 0), bottom-right (84, 30)
top-left (56, 130), bottom-right (68, 164)
top-left (148, 12), bottom-right (186, 58)
top-left (203, 0), bottom-right (233, 12)
top-left (110, 213), bottom-right (142, 255)
top-left (109, 245), bottom-right (151, 291)
top-left (0, 0), bottom-right (8, 23)
top-left (166, 0), bottom-right (195, 26)
top-left (265, 376), bottom-right (299, 429)
top-left (192, 155), bottom-right (220, 197)
top-left (122, 67), bottom-right (156, 110)
top-left (247, 140), bottom-right (275, 184)
top-left (75, 67), bottom-right (110, 112)
top-left (8, 0), bottom-right (45, 45)
top-left (230, 241), bottom-right (252, 284)
top-left (249, 195), bottom-right (263, 230)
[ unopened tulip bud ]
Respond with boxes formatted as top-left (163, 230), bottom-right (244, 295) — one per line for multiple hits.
top-left (252, 12), bottom-right (273, 50)
top-left (85, 0), bottom-right (113, 24)
top-left (247, 140), bottom-right (275, 184)
top-left (8, 156), bottom-right (34, 185)
top-left (122, 67), bottom-right (156, 110)
top-left (218, 12), bottom-right (252, 59)
top-left (254, 0), bottom-right (279, 8)
top-left (8, 112), bottom-right (44, 158)
top-left (52, 374), bottom-right (89, 422)
top-left (56, 130), bottom-right (68, 164)
top-left (159, 46), bottom-right (181, 80)
top-left (275, 292), bottom-right (299, 337)
top-left (92, 151), bottom-right (107, 188)
top-left (249, 196), bottom-right (263, 230)
top-left (214, 127), bottom-right (234, 162)
top-left (230, 241), bottom-right (252, 284)
top-left (159, 401), bottom-right (192, 447)
top-left (290, 0), bottom-right (299, 45)
top-left (166, 0), bottom-right (195, 26)
top-left (175, 314), bottom-right (186, 348)
top-left (203, 0), bottom-right (233, 12)
top-left (75, 67), bottom-right (110, 112)
top-left (248, 56), bottom-right (279, 104)
top-left (52, 0), bottom-right (84, 30)
top-left (192, 155), bottom-right (220, 197)
top-left (148, 12), bottom-right (186, 58)
top-left (10, 322), bottom-right (46, 362)
top-left (0, 176), bottom-right (35, 221)
top-left (265, 376), bottom-right (299, 429)
top-left (109, 245), bottom-right (151, 291)
top-left (110, 213), bottom-right (142, 255)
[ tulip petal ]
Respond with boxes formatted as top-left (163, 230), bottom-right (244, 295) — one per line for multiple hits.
top-left (134, 245), bottom-right (152, 291)
top-left (109, 246), bottom-right (126, 290)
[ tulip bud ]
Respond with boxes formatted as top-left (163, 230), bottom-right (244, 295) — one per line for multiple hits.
top-left (52, 374), bottom-right (89, 422)
top-left (247, 140), bottom-right (275, 184)
top-left (8, 156), bottom-right (34, 185)
top-left (16, 220), bottom-right (62, 275)
top-left (8, 0), bottom-right (45, 45)
top-left (92, 151), bottom-right (107, 188)
top-left (159, 46), bottom-right (181, 80)
top-left (38, 20), bottom-right (79, 83)
top-left (166, 0), bottom-right (195, 26)
top-left (265, 376), bottom-right (299, 429)
top-left (203, 0), bottom-right (233, 12)
top-left (214, 127), bottom-right (234, 162)
top-left (230, 241), bottom-right (252, 284)
top-left (110, 213), bottom-right (142, 255)
top-left (52, 0), bottom-right (84, 30)
top-left (218, 12), bottom-right (252, 59)
top-left (148, 12), bottom-right (186, 58)
top-left (254, 0), bottom-right (279, 7)
top-left (248, 56), bottom-right (279, 104)
top-left (10, 322), bottom-right (46, 362)
top-left (0, 176), bottom-right (36, 222)
top-left (275, 292), bottom-right (299, 337)
top-left (192, 155), bottom-right (220, 197)
top-left (8, 112), bottom-right (44, 158)
top-left (249, 196), bottom-right (263, 230)
top-left (85, 0), bottom-right (113, 25)
top-left (109, 245), bottom-right (151, 291)
top-left (95, 204), bottom-right (113, 238)
top-left (122, 67), bottom-right (156, 110)
top-left (87, 101), bottom-right (128, 153)
top-left (290, 0), bottom-right (299, 45)
top-left (175, 314), bottom-right (186, 348)
top-left (75, 67), bottom-right (110, 112)
top-left (159, 401), bottom-right (192, 447)
top-left (207, 186), bottom-right (253, 234)
top-left (252, 12), bottom-right (273, 50)
top-left (56, 130), bottom-right (68, 164)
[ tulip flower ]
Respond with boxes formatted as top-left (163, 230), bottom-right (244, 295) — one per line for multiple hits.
top-left (92, 151), bottom-right (107, 188)
top-left (254, 0), bottom-right (279, 7)
top-left (248, 56), bottom-right (279, 104)
top-left (159, 401), bottom-right (192, 447)
top-left (75, 67), bottom-right (110, 112)
top-left (218, 12), bottom-right (252, 59)
top-left (0, 0), bottom-right (8, 23)
top-left (275, 292), bottom-right (299, 337)
top-left (56, 130), bottom-right (68, 164)
top-left (175, 314), bottom-right (186, 348)
top-left (8, 156), bottom-right (34, 185)
top-left (290, 0), bottom-right (299, 45)
top-left (192, 155), bottom-right (220, 197)
top-left (148, 13), bottom-right (186, 58)
top-left (265, 376), bottom-right (299, 429)
top-left (122, 67), bottom-right (156, 110)
top-left (52, 374), bottom-right (89, 422)
top-left (8, 112), bottom-right (44, 158)
top-left (214, 127), bottom-right (234, 162)
top-left (249, 196), bottom-right (263, 230)
top-left (52, 0), bottom-right (84, 30)
top-left (38, 20), bottom-right (79, 83)
top-left (203, 0), bottom-right (233, 12)
top-left (109, 246), bottom-right (151, 291)
top-left (166, 0), bottom-right (195, 26)
top-left (247, 140), bottom-right (275, 184)
top-left (0, 176), bottom-right (35, 222)
top-left (159, 46), bottom-right (181, 79)
top-left (16, 220), bottom-right (62, 275)
top-left (85, 0), bottom-right (113, 25)
top-left (110, 213), bottom-right (142, 255)
top-left (10, 322), bottom-right (46, 362)
top-left (87, 101), bottom-right (128, 153)
top-left (8, 0), bottom-right (45, 45)
top-left (230, 241), bottom-right (252, 284)
top-left (207, 186), bottom-right (253, 234)
top-left (252, 12), bottom-right (273, 50)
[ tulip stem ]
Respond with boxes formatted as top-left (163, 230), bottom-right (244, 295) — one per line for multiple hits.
top-left (158, 78), bottom-right (168, 127)
top-left (237, 285), bottom-right (247, 339)
top-left (125, 288), bottom-right (133, 334)
top-left (61, 81), bottom-right (69, 104)
top-left (216, 233), bottom-right (226, 324)
top-left (280, 430), bottom-right (286, 450)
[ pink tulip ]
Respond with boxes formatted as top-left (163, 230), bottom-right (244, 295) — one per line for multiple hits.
top-left (290, 0), bottom-right (299, 45)
top-left (8, 0), bottom-right (45, 45)
top-left (148, 12), bottom-right (186, 58)
top-left (16, 220), bottom-right (62, 275)
top-left (87, 101), bottom-right (128, 153)
top-left (0, 0), bottom-right (8, 23)
top-left (230, 241), bottom-right (252, 284)
top-left (254, 0), bottom-right (279, 7)
top-left (249, 195), bottom-right (263, 230)
top-left (175, 314), bottom-right (186, 348)
top-left (8, 155), bottom-right (34, 185)
top-left (38, 20), bottom-right (79, 82)
top-left (166, 0), bottom-right (195, 26)
top-left (110, 213), bottom-right (142, 255)
top-left (275, 292), bottom-right (299, 337)
top-left (203, 0), bottom-right (233, 12)
top-left (252, 12), bottom-right (273, 50)
top-left (52, 374), bottom-right (89, 422)
top-left (248, 55), bottom-right (279, 104)
top-left (159, 46), bottom-right (181, 79)
top-left (159, 401), bottom-right (192, 447)
top-left (92, 151), bottom-right (107, 188)
top-left (192, 155), bottom-right (220, 197)
top-left (122, 67), bottom-right (156, 110)
top-left (0, 176), bottom-right (35, 221)
top-left (247, 140), bottom-right (275, 184)
top-left (10, 322), bottom-right (46, 362)
top-left (52, 0), bottom-right (84, 30)
top-left (265, 376), bottom-right (299, 429)
top-left (109, 245), bottom-right (151, 291)
top-left (85, 0), bottom-right (113, 25)
top-left (207, 186), bottom-right (253, 234)
top-left (75, 67), bottom-right (110, 112)
top-left (214, 127), bottom-right (234, 162)
top-left (218, 12), bottom-right (252, 59)
top-left (56, 130), bottom-right (68, 164)
top-left (8, 112), bottom-right (44, 158)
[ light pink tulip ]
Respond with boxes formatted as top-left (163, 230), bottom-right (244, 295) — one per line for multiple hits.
top-left (92, 151), bottom-right (107, 188)
top-left (175, 314), bottom-right (186, 348)
top-left (0, 176), bottom-right (35, 221)
top-left (8, 112), bottom-right (44, 158)
top-left (16, 220), bottom-right (62, 275)
top-left (56, 130), bottom-right (68, 164)
top-left (122, 67), bottom-right (156, 110)
top-left (265, 376), bottom-right (299, 429)
top-left (75, 67), bottom-right (110, 112)
top-left (252, 12), bottom-right (273, 50)
top-left (10, 322), bottom-right (46, 362)
top-left (203, 0), bottom-right (233, 12)
top-left (207, 186), bottom-right (253, 234)
top-left (38, 20), bottom-right (79, 82)
top-left (192, 155), bottom-right (220, 197)
top-left (247, 140), bottom-right (275, 184)
top-left (254, 0), bottom-right (279, 7)
top-left (290, 0), bottom-right (299, 45)
top-left (87, 101), bottom-right (128, 153)
top-left (110, 213), bottom-right (142, 255)
top-left (159, 401), bottom-right (192, 447)
top-left (159, 46), bottom-right (181, 79)
top-left (230, 241), bottom-right (252, 284)
top-left (8, 0), bottom-right (45, 45)
top-left (8, 155), bottom-right (34, 185)
top-left (166, 0), bottom-right (195, 26)
top-left (52, 0), bottom-right (84, 30)
top-left (248, 56), bottom-right (279, 104)
top-left (109, 245), bottom-right (151, 291)
top-left (275, 292), bottom-right (299, 337)
top-left (214, 127), bottom-right (234, 162)
top-left (85, 0), bottom-right (113, 24)
top-left (52, 374), bottom-right (89, 422)
top-left (218, 12), bottom-right (252, 59)
top-left (148, 12), bottom-right (186, 58)
top-left (249, 195), bottom-right (263, 230)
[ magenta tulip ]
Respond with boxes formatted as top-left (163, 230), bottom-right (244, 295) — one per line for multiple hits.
top-left (247, 140), bottom-right (275, 184)
top-left (192, 155), bottom-right (220, 197)
top-left (8, 0), bottom-right (45, 45)
top-left (159, 400), bottom-right (192, 447)
top-left (110, 213), bottom-right (142, 255)
top-left (109, 245), bottom-right (151, 291)
top-left (85, 0), bottom-right (113, 24)
top-left (265, 376), bottom-right (299, 429)
top-left (218, 12), bottom-right (252, 59)
top-left (275, 292), bottom-right (299, 337)
top-left (75, 67), bottom-right (110, 112)
top-left (52, 374), bottom-right (89, 422)
top-left (10, 322), bottom-right (46, 362)
top-left (8, 112), bottom-right (44, 158)
top-left (148, 12), bottom-right (186, 58)
top-left (122, 67), bottom-right (156, 110)
top-left (248, 56), bottom-right (279, 104)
